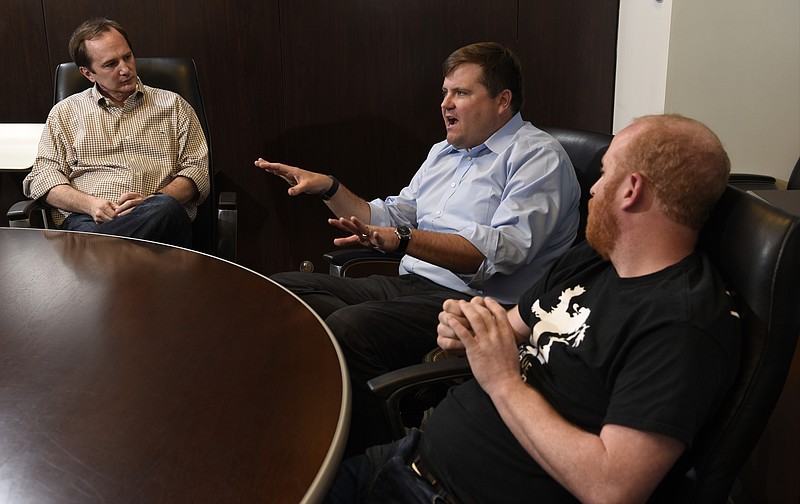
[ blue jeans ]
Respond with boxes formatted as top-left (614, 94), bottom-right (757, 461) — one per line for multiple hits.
top-left (61, 194), bottom-right (192, 248)
top-left (324, 429), bottom-right (452, 504)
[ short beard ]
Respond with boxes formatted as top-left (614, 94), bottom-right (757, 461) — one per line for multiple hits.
top-left (586, 194), bottom-right (620, 261)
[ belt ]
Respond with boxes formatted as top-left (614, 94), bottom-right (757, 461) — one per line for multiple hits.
top-left (411, 455), bottom-right (458, 504)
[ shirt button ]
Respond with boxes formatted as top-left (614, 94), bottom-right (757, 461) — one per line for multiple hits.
top-left (451, 182), bottom-right (456, 188)
top-left (467, 156), bottom-right (473, 161)
top-left (436, 210), bottom-right (442, 215)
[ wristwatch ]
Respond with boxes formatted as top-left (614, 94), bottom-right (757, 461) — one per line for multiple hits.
top-left (394, 225), bottom-right (412, 253)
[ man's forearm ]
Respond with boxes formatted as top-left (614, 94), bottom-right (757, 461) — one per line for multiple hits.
top-left (323, 181), bottom-right (371, 222)
top-left (488, 382), bottom-right (683, 504)
top-left (158, 176), bottom-right (198, 205)
top-left (322, 179), bottom-right (484, 272)
top-left (404, 229), bottom-right (485, 274)
top-left (44, 184), bottom-right (95, 215)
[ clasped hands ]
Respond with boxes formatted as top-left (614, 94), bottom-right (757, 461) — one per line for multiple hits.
top-left (437, 296), bottom-right (522, 394)
top-left (89, 192), bottom-right (151, 223)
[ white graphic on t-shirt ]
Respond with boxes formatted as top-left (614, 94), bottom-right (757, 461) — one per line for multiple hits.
top-left (522, 285), bottom-right (591, 369)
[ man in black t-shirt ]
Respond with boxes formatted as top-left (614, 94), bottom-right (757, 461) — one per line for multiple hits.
top-left (324, 114), bottom-right (741, 504)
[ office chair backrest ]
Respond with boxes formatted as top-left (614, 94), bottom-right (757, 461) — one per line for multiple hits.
top-left (541, 127), bottom-right (613, 243)
top-left (653, 186), bottom-right (800, 502)
top-left (788, 156), bottom-right (800, 190)
top-left (53, 58), bottom-right (216, 254)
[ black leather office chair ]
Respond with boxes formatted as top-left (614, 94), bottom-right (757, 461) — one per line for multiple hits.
top-left (788, 156), bottom-right (800, 190)
top-left (322, 126), bottom-right (612, 276)
top-left (540, 127), bottom-right (613, 243)
top-left (367, 185), bottom-right (800, 503)
top-left (6, 58), bottom-right (237, 261)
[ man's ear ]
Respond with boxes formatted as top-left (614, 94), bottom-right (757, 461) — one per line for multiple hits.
top-left (497, 89), bottom-right (512, 112)
top-left (79, 66), bottom-right (96, 83)
top-left (620, 172), bottom-right (647, 210)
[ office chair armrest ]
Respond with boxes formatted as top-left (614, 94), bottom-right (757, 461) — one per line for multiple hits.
top-left (217, 191), bottom-right (237, 262)
top-left (7, 199), bottom-right (49, 228)
top-left (323, 249), bottom-right (403, 276)
top-left (367, 357), bottom-right (473, 439)
top-left (218, 191), bottom-right (237, 210)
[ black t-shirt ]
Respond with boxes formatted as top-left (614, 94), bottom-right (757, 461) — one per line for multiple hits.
top-left (419, 242), bottom-right (741, 503)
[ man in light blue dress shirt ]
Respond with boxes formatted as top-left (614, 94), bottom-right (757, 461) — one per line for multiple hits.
top-left (255, 42), bottom-right (580, 455)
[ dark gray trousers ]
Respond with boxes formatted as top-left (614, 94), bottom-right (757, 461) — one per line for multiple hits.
top-left (270, 271), bottom-right (471, 455)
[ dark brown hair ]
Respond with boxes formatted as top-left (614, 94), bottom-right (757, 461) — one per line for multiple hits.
top-left (69, 18), bottom-right (133, 70)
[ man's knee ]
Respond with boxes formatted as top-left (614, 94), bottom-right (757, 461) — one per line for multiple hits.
top-left (61, 213), bottom-right (99, 232)
top-left (110, 194), bottom-right (192, 246)
top-left (324, 305), bottom-right (408, 370)
top-left (270, 271), bottom-right (307, 289)
top-left (137, 194), bottom-right (189, 224)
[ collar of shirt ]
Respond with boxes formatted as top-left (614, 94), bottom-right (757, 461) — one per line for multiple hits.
top-left (442, 112), bottom-right (525, 157)
top-left (91, 77), bottom-right (145, 109)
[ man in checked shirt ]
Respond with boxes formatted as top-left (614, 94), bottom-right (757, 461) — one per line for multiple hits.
top-left (23, 18), bottom-right (209, 247)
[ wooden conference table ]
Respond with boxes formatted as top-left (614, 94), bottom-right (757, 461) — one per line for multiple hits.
top-left (0, 228), bottom-right (350, 503)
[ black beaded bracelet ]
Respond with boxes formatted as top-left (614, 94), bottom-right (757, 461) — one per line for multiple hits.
top-left (321, 175), bottom-right (340, 200)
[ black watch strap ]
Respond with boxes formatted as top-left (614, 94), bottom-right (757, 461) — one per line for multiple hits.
top-left (395, 225), bottom-right (412, 253)
top-left (322, 175), bottom-right (340, 200)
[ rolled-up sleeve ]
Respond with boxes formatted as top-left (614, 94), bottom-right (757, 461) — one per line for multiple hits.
top-left (458, 144), bottom-right (578, 284)
top-left (174, 98), bottom-right (210, 204)
top-left (368, 166), bottom-right (424, 228)
top-left (23, 114), bottom-right (72, 200)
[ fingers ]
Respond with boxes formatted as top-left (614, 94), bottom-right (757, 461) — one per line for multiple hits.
top-left (253, 158), bottom-right (283, 171)
top-left (455, 297), bottom-right (512, 346)
top-left (437, 331), bottom-right (466, 353)
top-left (328, 217), bottom-right (375, 247)
top-left (254, 159), bottom-right (301, 190)
top-left (254, 160), bottom-right (290, 180)
top-left (114, 193), bottom-right (144, 216)
top-left (437, 319), bottom-right (459, 342)
top-left (439, 298), bottom-right (479, 342)
top-left (482, 297), bottom-right (509, 319)
top-left (457, 299), bottom-right (491, 334)
top-left (92, 200), bottom-right (119, 223)
top-left (437, 309), bottom-right (474, 347)
top-left (332, 235), bottom-right (361, 247)
top-left (117, 192), bottom-right (143, 204)
top-left (328, 217), bottom-right (358, 234)
top-left (442, 298), bottom-right (464, 314)
top-left (328, 217), bottom-right (360, 238)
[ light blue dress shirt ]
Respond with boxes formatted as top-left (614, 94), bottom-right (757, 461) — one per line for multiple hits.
top-left (368, 113), bottom-right (580, 304)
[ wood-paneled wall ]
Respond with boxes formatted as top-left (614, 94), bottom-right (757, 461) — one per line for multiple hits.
top-left (0, 0), bottom-right (620, 275)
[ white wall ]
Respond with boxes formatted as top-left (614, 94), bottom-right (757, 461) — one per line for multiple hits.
top-left (613, 0), bottom-right (673, 134)
top-left (614, 0), bottom-right (800, 181)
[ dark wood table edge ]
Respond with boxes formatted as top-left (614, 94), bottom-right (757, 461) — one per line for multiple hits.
top-left (274, 283), bottom-right (351, 504)
top-left (205, 237), bottom-right (353, 503)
